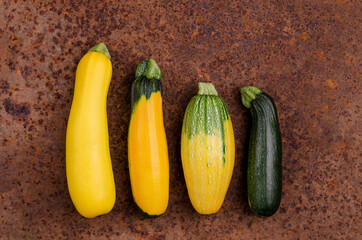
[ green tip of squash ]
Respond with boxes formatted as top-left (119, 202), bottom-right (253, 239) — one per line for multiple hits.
top-left (240, 86), bottom-right (262, 108)
top-left (198, 82), bottom-right (218, 96)
top-left (134, 203), bottom-right (163, 218)
top-left (136, 59), bottom-right (161, 80)
top-left (88, 42), bottom-right (111, 60)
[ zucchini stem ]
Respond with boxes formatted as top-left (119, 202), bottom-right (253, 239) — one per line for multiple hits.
top-left (198, 82), bottom-right (218, 96)
top-left (136, 59), bottom-right (161, 80)
top-left (88, 43), bottom-right (111, 60)
top-left (240, 86), bottom-right (262, 108)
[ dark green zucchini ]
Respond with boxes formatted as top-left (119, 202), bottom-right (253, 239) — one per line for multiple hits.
top-left (240, 86), bottom-right (282, 217)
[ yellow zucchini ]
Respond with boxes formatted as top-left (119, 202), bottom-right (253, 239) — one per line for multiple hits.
top-left (66, 43), bottom-right (115, 218)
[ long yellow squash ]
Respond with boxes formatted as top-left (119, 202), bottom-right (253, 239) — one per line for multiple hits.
top-left (66, 43), bottom-right (115, 218)
top-left (181, 82), bottom-right (235, 214)
top-left (128, 59), bottom-right (169, 217)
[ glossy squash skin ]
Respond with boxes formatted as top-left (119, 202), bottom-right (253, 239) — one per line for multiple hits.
top-left (66, 43), bottom-right (115, 218)
top-left (240, 86), bottom-right (282, 217)
top-left (128, 59), bottom-right (169, 217)
top-left (181, 83), bottom-right (235, 215)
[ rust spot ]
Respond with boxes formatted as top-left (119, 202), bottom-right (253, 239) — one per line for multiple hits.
top-left (300, 32), bottom-right (308, 41)
top-left (45, 81), bottom-right (53, 91)
top-left (320, 105), bottom-right (329, 113)
top-left (315, 50), bottom-right (326, 61)
top-left (37, 91), bottom-right (45, 100)
top-left (8, 60), bottom-right (15, 71)
top-left (0, 80), bottom-right (9, 94)
top-left (54, 92), bottom-right (62, 99)
top-left (129, 226), bottom-right (149, 237)
top-left (326, 79), bottom-right (338, 89)
top-left (290, 37), bottom-right (296, 46)
top-left (337, 0), bottom-right (347, 5)
top-left (344, 52), bottom-right (356, 66)
top-left (3, 98), bottom-right (30, 120)
top-left (343, 98), bottom-right (352, 107)
top-left (21, 66), bottom-right (32, 79)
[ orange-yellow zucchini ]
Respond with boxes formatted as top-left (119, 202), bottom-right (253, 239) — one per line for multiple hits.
top-left (128, 59), bottom-right (169, 217)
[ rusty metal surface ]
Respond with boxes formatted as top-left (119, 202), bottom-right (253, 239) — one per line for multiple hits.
top-left (1, 0), bottom-right (361, 239)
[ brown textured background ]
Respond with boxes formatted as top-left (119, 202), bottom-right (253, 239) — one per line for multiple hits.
top-left (1, 0), bottom-right (361, 239)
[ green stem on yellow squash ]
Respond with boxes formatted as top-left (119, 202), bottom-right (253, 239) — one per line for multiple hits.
top-left (88, 43), bottom-right (111, 60)
top-left (198, 82), bottom-right (218, 96)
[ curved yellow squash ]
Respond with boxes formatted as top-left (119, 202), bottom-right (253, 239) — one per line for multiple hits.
top-left (66, 43), bottom-right (115, 218)
top-left (128, 59), bottom-right (169, 217)
top-left (181, 82), bottom-right (235, 215)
